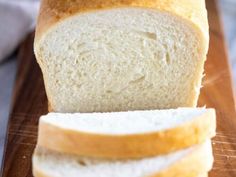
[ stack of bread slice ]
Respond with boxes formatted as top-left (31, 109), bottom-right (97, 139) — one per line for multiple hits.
top-left (33, 108), bottom-right (216, 177)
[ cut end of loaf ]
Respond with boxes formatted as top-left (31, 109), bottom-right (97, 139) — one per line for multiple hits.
top-left (35, 8), bottom-right (207, 112)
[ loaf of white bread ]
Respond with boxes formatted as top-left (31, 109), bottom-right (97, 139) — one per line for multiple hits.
top-left (34, 0), bottom-right (209, 112)
top-left (33, 0), bottom-right (213, 176)
top-left (37, 108), bottom-right (216, 159)
top-left (33, 108), bottom-right (216, 177)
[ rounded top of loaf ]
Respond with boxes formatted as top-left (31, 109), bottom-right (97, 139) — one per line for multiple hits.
top-left (35, 0), bottom-right (209, 46)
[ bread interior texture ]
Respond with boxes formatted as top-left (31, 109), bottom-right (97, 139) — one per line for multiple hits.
top-left (36, 8), bottom-right (206, 112)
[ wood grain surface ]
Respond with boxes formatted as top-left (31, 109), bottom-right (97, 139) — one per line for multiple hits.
top-left (1, 0), bottom-right (236, 176)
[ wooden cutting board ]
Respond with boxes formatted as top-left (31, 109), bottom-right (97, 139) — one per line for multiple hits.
top-left (1, 0), bottom-right (236, 176)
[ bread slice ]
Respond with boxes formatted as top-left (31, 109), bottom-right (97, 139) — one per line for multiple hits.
top-left (37, 108), bottom-right (216, 159)
top-left (34, 0), bottom-right (209, 112)
top-left (33, 140), bottom-right (213, 177)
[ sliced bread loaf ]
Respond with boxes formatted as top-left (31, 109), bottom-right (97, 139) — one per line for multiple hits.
top-left (37, 108), bottom-right (216, 159)
top-left (33, 140), bottom-right (213, 177)
top-left (34, 0), bottom-right (209, 112)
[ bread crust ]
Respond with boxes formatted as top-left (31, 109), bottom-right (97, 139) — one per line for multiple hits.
top-left (33, 168), bottom-right (209, 177)
top-left (37, 109), bottom-right (216, 159)
top-left (33, 170), bottom-right (209, 177)
top-left (151, 141), bottom-right (213, 177)
top-left (35, 0), bottom-right (208, 43)
top-left (32, 142), bottom-right (212, 177)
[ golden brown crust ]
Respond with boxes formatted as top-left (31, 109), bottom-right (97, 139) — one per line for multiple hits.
top-left (35, 0), bottom-right (208, 43)
top-left (33, 169), bottom-right (49, 177)
top-left (37, 109), bottom-right (216, 159)
top-left (47, 101), bottom-right (53, 112)
top-left (150, 142), bottom-right (213, 177)
top-left (33, 165), bottom-right (209, 177)
top-left (33, 166), bottom-right (209, 177)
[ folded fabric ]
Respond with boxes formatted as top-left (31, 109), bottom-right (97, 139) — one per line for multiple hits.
top-left (0, 0), bottom-right (39, 63)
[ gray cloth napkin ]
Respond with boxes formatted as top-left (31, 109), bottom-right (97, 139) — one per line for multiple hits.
top-left (219, 0), bottom-right (236, 85)
top-left (0, 0), bottom-right (39, 63)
